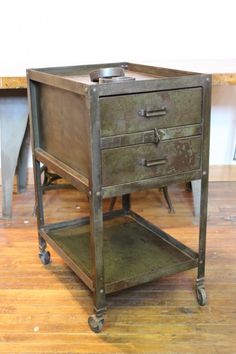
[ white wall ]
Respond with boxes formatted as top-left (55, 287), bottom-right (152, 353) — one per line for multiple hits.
top-left (0, 0), bottom-right (236, 166)
top-left (0, 0), bottom-right (235, 75)
top-left (210, 86), bottom-right (236, 165)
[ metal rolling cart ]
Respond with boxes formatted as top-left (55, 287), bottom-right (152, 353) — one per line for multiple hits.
top-left (27, 62), bottom-right (211, 332)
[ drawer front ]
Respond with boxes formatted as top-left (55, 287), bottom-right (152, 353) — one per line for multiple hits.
top-left (100, 88), bottom-right (202, 136)
top-left (102, 137), bottom-right (201, 186)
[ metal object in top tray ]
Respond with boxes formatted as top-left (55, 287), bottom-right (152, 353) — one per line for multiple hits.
top-left (90, 66), bottom-right (135, 83)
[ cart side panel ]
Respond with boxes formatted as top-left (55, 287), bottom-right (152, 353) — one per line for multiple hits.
top-left (37, 83), bottom-right (90, 178)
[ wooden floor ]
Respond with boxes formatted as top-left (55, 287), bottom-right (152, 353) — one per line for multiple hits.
top-left (0, 182), bottom-right (236, 353)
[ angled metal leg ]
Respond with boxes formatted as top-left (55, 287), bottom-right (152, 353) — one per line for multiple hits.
top-left (109, 194), bottom-right (131, 212)
top-left (108, 197), bottom-right (117, 211)
top-left (161, 186), bottom-right (175, 213)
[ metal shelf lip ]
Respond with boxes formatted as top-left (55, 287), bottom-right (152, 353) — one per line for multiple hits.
top-left (128, 210), bottom-right (198, 260)
top-left (40, 229), bottom-right (94, 292)
top-left (43, 214), bottom-right (198, 295)
top-left (43, 209), bottom-right (126, 233)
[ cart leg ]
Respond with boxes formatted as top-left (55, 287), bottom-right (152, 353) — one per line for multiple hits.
top-left (34, 159), bottom-right (51, 265)
top-left (122, 194), bottom-right (130, 213)
top-left (88, 191), bottom-right (106, 333)
top-left (196, 175), bottom-right (208, 306)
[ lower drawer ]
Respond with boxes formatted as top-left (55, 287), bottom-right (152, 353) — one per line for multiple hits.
top-left (102, 136), bottom-right (201, 186)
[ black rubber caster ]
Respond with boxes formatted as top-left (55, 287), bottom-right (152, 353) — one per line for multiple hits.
top-left (88, 315), bottom-right (104, 333)
top-left (39, 251), bottom-right (51, 265)
top-left (196, 287), bottom-right (207, 306)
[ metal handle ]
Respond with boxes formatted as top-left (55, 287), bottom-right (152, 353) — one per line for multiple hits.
top-left (138, 107), bottom-right (167, 119)
top-left (143, 158), bottom-right (168, 167)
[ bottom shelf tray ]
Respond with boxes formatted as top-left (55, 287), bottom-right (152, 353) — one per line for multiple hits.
top-left (46, 215), bottom-right (198, 293)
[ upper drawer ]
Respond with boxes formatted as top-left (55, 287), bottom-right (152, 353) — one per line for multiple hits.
top-left (100, 87), bottom-right (202, 136)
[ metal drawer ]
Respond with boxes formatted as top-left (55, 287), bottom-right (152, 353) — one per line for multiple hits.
top-left (100, 88), bottom-right (202, 136)
top-left (102, 136), bottom-right (201, 186)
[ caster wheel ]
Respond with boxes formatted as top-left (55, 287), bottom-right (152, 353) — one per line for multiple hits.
top-left (196, 287), bottom-right (207, 306)
top-left (39, 251), bottom-right (51, 265)
top-left (88, 315), bottom-right (104, 333)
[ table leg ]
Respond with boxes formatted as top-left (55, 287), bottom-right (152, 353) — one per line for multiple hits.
top-left (191, 179), bottom-right (201, 217)
top-left (0, 95), bottom-right (28, 218)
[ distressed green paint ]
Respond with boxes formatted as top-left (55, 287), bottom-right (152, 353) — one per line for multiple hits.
top-left (27, 61), bottom-right (211, 328)
top-left (100, 87), bottom-right (202, 136)
top-left (49, 216), bottom-right (197, 293)
top-left (102, 136), bottom-right (201, 186)
top-left (101, 124), bottom-right (202, 149)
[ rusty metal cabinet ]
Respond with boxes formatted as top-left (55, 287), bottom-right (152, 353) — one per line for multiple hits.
top-left (27, 62), bottom-right (211, 332)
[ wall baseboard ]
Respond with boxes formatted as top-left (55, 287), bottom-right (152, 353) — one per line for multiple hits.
top-left (0, 165), bottom-right (236, 186)
top-left (209, 165), bottom-right (236, 182)
top-left (25, 168), bottom-right (34, 185)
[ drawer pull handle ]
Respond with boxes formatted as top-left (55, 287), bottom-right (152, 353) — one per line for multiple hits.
top-left (138, 107), bottom-right (167, 118)
top-left (143, 158), bottom-right (168, 167)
